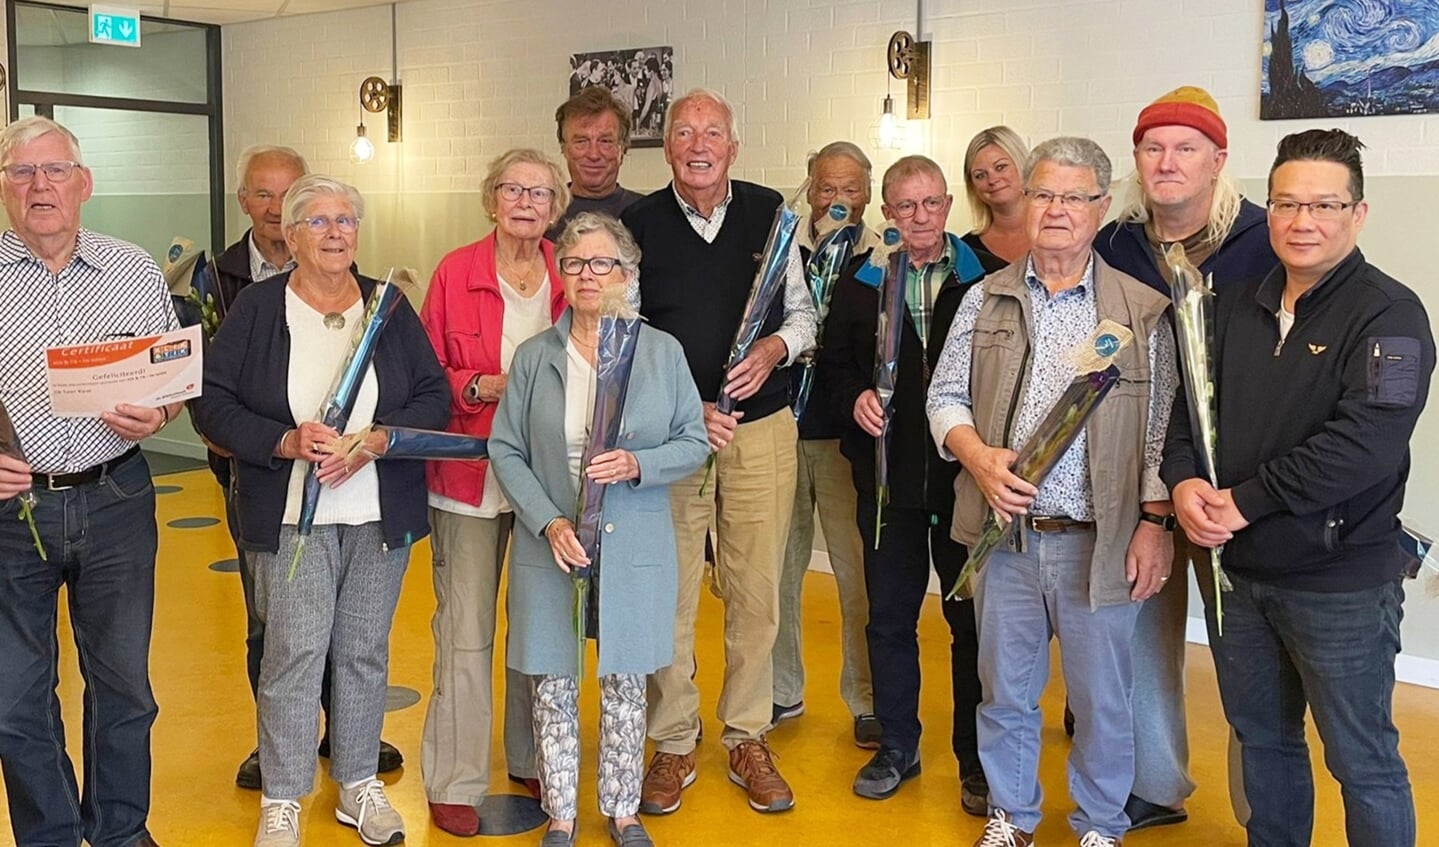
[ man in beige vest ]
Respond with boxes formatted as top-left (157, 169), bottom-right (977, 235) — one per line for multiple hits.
top-left (927, 137), bottom-right (1178, 847)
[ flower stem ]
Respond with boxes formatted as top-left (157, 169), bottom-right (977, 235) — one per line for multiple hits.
top-left (19, 500), bottom-right (46, 561)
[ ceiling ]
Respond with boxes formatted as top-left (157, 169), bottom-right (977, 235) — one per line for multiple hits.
top-left (21, 0), bottom-right (412, 27)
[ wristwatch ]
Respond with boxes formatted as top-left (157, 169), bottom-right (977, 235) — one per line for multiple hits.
top-left (1138, 512), bottom-right (1178, 531)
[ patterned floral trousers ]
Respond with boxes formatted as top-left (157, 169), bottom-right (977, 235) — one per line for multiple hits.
top-left (532, 673), bottom-right (646, 820)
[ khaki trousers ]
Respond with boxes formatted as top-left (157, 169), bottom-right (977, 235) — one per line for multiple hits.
top-left (648, 409), bottom-right (797, 752)
top-left (773, 438), bottom-right (873, 716)
top-left (421, 509), bottom-right (536, 805)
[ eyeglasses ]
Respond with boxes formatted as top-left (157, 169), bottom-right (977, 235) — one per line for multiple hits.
top-left (559, 256), bottom-right (622, 276)
top-left (1266, 199), bottom-right (1358, 220)
top-left (890, 195), bottom-right (947, 218)
top-left (497, 182), bottom-right (556, 204)
top-left (2, 161), bottom-right (81, 184)
top-left (298, 215), bottom-right (360, 233)
top-left (1024, 188), bottom-right (1105, 211)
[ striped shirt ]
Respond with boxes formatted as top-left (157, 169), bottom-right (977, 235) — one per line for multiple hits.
top-left (0, 229), bottom-right (179, 473)
top-left (248, 231), bottom-right (295, 282)
top-left (671, 183), bottom-right (818, 362)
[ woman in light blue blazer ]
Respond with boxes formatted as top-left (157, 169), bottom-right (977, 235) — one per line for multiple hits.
top-left (489, 212), bottom-right (708, 847)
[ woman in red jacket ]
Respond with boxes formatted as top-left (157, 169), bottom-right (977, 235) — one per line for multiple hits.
top-left (418, 148), bottom-right (570, 836)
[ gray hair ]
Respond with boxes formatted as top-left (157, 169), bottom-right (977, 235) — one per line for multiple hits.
top-left (807, 141), bottom-right (873, 203)
top-left (555, 211), bottom-right (642, 310)
top-left (280, 174), bottom-right (365, 230)
top-left (666, 87), bottom-right (741, 145)
top-left (236, 145), bottom-right (309, 192)
top-left (479, 148), bottom-right (571, 226)
top-left (0, 117), bottom-right (84, 167)
top-left (1024, 136), bottom-right (1112, 194)
top-left (881, 154), bottom-right (947, 205)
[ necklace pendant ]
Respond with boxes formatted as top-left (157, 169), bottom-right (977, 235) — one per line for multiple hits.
top-left (323, 312), bottom-right (346, 330)
top-left (518, 281), bottom-right (527, 291)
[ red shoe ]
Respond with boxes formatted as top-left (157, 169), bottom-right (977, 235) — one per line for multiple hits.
top-left (429, 802), bottom-right (480, 837)
top-left (509, 772), bottom-right (542, 800)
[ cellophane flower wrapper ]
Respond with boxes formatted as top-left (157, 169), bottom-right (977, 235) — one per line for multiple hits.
top-left (379, 427), bottom-right (487, 460)
top-left (699, 188), bottom-right (804, 493)
top-left (872, 227), bottom-right (907, 548)
top-left (1165, 243), bottom-right (1230, 632)
top-left (289, 272), bottom-right (407, 579)
top-left (945, 365), bottom-right (1122, 600)
top-left (0, 399), bottom-right (46, 561)
top-left (791, 204), bottom-right (860, 421)
top-left (184, 255), bottom-right (224, 342)
top-left (573, 290), bottom-right (643, 676)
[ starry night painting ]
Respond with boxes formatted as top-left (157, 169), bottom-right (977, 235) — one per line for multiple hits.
top-left (1262, 0), bottom-right (1439, 119)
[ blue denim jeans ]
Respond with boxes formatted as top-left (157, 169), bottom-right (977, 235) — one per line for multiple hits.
top-left (1208, 573), bottom-right (1414, 847)
top-left (0, 452), bottom-right (159, 847)
top-left (975, 526), bottom-right (1139, 837)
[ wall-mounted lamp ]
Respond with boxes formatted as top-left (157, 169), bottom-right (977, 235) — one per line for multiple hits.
top-left (874, 93), bottom-right (902, 150)
top-left (887, 30), bottom-right (931, 120)
top-left (350, 75), bottom-right (402, 165)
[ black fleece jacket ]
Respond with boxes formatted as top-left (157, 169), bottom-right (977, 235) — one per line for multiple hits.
top-left (1161, 248), bottom-right (1434, 591)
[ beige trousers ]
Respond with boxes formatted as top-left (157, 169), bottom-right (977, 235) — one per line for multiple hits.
top-left (773, 438), bottom-right (873, 716)
top-left (648, 409), bottom-right (798, 752)
top-left (420, 509), bottom-right (536, 805)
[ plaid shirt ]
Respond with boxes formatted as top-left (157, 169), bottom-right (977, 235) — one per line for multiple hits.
top-left (904, 239), bottom-right (956, 351)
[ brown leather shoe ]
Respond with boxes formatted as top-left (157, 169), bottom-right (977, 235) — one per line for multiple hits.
top-left (726, 740), bottom-right (794, 813)
top-left (639, 751), bottom-right (696, 815)
top-left (429, 802), bottom-right (480, 837)
top-left (972, 808), bottom-right (1034, 846)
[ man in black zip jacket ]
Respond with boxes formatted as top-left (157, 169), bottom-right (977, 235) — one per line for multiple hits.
top-left (1162, 129), bottom-right (1432, 847)
top-left (819, 155), bottom-right (988, 809)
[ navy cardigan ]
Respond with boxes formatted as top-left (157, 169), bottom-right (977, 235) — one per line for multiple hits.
top-left (194, 273), bottom-right (450, 553)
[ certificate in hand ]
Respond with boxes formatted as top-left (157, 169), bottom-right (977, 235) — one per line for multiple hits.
top-left (45, 325), bottom-right (204, 417)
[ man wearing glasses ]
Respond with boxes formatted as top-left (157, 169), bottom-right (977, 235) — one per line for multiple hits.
top-left (546, 87), bottom-right (644, 240)
top-left (928, 137), bottom-right (1178, 847)
top-left (1093, 87), bottom-right (1277, 833)
top-left (816, 154), bottom-right (989, 807)
top-left (0, 116), bottom-right (178, 847)
top-left (1163, 129), bottom-right (1429, 847)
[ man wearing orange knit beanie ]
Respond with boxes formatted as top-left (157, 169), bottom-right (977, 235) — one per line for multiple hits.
top-left (1096, 85), bottom-right (1278, 833)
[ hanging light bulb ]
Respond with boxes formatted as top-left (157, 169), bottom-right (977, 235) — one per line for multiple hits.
top-left (870, 93), bottom-right (904, 151)
top-left (349, 122), bottom-right (375, 165)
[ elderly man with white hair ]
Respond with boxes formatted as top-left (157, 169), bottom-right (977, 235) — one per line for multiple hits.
top-left (621, 88), bottom-right (815, 816)
top-left (928, 136), bottom-right (1178, 847)
top-left (0, 116), bottom-right (180, 847)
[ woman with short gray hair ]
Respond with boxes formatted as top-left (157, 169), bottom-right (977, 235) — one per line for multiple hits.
top-left (196, 173), bottom-right (450, 847)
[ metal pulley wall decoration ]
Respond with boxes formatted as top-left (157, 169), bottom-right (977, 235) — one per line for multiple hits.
top-left (887, 30), bottom-right (931, 120)
top-left (360, 75), bottom-right (403, 143)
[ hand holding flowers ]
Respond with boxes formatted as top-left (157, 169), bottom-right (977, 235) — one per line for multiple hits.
top-left (544, 517), bottom-right (590, 574)
top-left (585, 449), bottom-right (639, 484)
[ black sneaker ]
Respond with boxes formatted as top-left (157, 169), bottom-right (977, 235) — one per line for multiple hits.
top-left (235, 748), bottom-right (261, 790)
top-left (853, 714), bottom-right (881, 749)
top-left (317, 736), bottom-right (405, 773)
top-left (771, 701), bottom-right (805, 725)
top-left (961, 773), bottom-right (989, 817)
top-left (852, 747), bottom-right (920, 799)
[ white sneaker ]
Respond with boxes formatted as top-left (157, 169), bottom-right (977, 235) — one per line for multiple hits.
top-left (1078, 832), bottom-right (1120, 847)
top-left (254, 800), bottom-right (300, 847)
top-left (336, 779), bottom-right (406, 845)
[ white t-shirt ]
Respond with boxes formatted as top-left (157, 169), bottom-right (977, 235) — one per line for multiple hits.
top-left (565, 340), bottom-right (597, 487)
top-left (1278, 305), bottom-right (1295, 342)
top-left (429, 274), bottom-right (554, 518)
top-left (282, 287), bottom-right (381, 526)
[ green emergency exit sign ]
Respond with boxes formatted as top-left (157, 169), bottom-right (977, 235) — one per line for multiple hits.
top-left (89, 5), bottom-right (142, 47)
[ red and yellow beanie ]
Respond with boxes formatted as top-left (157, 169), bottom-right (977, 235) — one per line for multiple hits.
top-left (1132, 86), bottom-right (1227, 149)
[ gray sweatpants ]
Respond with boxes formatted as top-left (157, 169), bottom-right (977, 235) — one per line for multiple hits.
top-left (253, 523), bottom-right (408, 799)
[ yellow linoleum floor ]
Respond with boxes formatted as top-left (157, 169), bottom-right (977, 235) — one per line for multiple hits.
top-left (3, 467), bottom-right (1438, 846)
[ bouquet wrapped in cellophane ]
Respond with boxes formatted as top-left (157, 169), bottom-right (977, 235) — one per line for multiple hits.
top-left (701, 187), bottom-right (805, 493)
top-left (1165, 243), bottom-right (1230, 633)
top-left (791, 203), bottom-right (861, 422)
top-left (0, 400), bottom-right (46, 561)
top-left (573, 286), bottom-right (644, 676)
top-left (288, 269), bottom-right (409, 579)
top-left (945, 365), bottom-right (1122, 600)
top-left (323, 426), bottom-right (488, 465)
top-left (872, 225), bottom-right (907, 548)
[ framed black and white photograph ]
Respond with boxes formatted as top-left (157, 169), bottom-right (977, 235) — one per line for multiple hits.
top-left (569, 46), bottom-right (674, 147)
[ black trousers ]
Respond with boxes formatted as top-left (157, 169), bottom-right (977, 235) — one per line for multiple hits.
top-left (857, 497), bottom-right (983, 782)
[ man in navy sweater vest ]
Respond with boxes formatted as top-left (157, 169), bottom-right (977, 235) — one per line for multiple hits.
top-left (622, 88), bottom-right (816, 816)
top-left (1163, 129), bottom-right (1431, 847)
